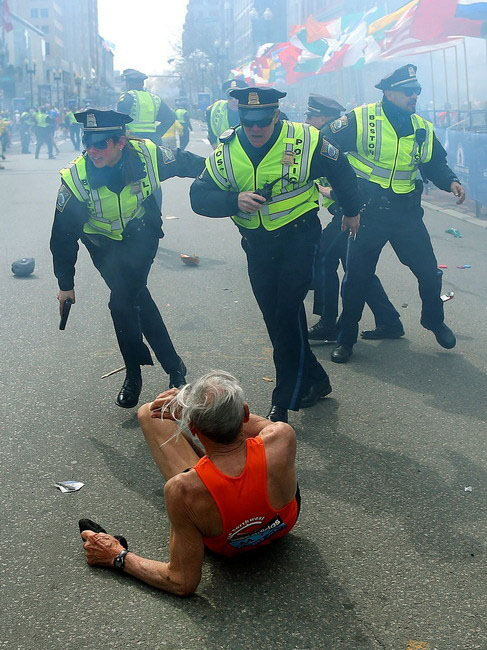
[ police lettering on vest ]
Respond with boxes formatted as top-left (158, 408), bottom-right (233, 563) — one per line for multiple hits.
top-left (59, 140), bottom-right (160, 240)
top-left (347, 102), bottom-right (433, 194)
top-left (205, 121), bottom-right (320, 231)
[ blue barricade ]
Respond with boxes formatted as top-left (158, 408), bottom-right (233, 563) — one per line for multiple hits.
top-left (434, 128), bottom-right (487, 206)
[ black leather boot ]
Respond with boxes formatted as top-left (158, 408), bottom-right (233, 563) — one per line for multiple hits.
top-left (169, 360), bottom-right (187, 389)
top-left (116, 369), bottom-right (142, 408)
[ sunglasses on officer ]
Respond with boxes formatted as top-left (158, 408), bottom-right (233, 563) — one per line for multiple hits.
top-left (240, 115), bottom-right (276, 128)
top-left (400, 85), bottom-right (422, 97)
top-left (82, 135), bottom-right (113, 150)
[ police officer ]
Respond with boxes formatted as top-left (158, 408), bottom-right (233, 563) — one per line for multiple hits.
top-left (306, 94), bottom-right (403, 343)
top-left (190, 87), bottom-right (362, 423)
top-left (65, 108), bottom-right (81, 150)
top-left (19, 110), bottom-right (33, 154)
top-left (117, 69), bottom-right (175, 145)
top-left (50, 109), bottom-right (205, 408)
top-left (174, 98), bottom-right (192, 151)
top-left (321, 65), bottom-right (465, 363)
top-left (34, 106), bottom-right (55, 159)
top-left (205, 79), bottom-right (248, 149)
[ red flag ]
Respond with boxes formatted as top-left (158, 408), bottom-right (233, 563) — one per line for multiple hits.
top-left (2, 0), bottom-right (13, 32)
top-left (410, 0), bottom-right (457, 40)
top-left (410, 0), bottom-right (483, 40)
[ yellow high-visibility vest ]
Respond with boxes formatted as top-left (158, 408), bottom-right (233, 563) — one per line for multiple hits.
top-left (126, 90), bottom-right (161, 133)
top-left (60, 139), bottom-right (160, 241)
top-left (209, 100), bottom-right (230, 139)
top-left (347, 102), bottom-right (434, 193)
top-left (205, 121), bottom-right (320, 231)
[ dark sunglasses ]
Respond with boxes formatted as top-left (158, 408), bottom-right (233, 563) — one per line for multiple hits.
top-left (401, 86), bottom-right (422, 97)
top-left (82, 136), bottom-right (110, 150)
top-left (240, 116), bottom-right (275, 128)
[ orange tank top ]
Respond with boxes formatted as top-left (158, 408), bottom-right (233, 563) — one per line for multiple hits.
top-left (193, 436), bottom-right (298, 557)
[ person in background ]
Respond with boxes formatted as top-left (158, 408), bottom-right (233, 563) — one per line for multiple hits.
top-left (305, 94), bottom-right (403, 344)
top-left (117, 68), bottom-right (175, 145)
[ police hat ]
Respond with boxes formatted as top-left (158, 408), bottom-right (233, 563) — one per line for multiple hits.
top-left (75, 109), bottom-right (133, 139)
top-left (375, 64), bottom-right (421, 91)
top-left (307, 94), bottom-right (344, 118)
top-left (11, 257), bottom-right (35, 277)
top-left (222, 78), bottom-right (249, 94)
top-left (122, 68), bottom-right (148, 81)
top-left (230, 87), bottom-right (286, 123)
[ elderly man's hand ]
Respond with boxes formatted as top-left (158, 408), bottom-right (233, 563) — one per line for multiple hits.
top-left (150, 388), bottom-right (181, 419)
top-left (81, 530), bottom-right (125, 567)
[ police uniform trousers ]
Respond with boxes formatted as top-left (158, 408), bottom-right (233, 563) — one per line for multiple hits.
top-left (69, 124), bottom-right (81, 150)
top-left (241, 213), bottom-right (329, 411)
top-left (338, 199), bottom-right (444, 348)
top-left (313, 211), bottom-right (402, 330)
top-left (34, 126), bottom-right (53, 158)
top-left (179, 127), bottom-right (190, 151)
top-left (83, 219), bottom-right (182, 373)
top-left (20, 128), bottom-right (31, 154)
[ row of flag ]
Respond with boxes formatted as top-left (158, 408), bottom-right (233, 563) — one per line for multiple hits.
top-left (231, 0), bottom-right (487, 86)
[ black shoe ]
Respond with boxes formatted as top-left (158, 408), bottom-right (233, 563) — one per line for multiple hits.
top-left (361, 325), bottom-right (405, 340)
top-left (48, 155), bottom-right (56, 159)
top-left (308, 318), bottom-right (338, 342)
top-left (78, 518), bottom-right (128, 549)
top-left (115, 371), bottom-right (142, 408)
top-left (266, 405), bottom-right (288, 423)
top-left (331, 345), bottom-right (353, 363)
top-left (432, 324), bottom-right (456, 349)
top-left (300, 379), bottom-right (332, 408)
top-left (169, 361), bottom-right (187, 388)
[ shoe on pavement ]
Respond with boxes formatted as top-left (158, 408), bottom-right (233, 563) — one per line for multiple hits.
top-left (266, 405), bottom-right (288, 423)
top-left (331, 345), bottom-right (353, 363)
top-left (300, 379), bottom-right (332, 408)
top-left (361, 325), bottom-right (405, 340)
top-left (308, 318), bottom-right (338, 342)
top-left (116, 370), bottom-right (142, 408)
top-left (169, 360), bottom-right (187, 388)
top-left (432, 324), bottom-right (456, 349)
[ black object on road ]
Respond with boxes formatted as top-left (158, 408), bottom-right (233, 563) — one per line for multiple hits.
top-left (11, 257), bottom-right (35, 277)
top-left (59, 297), bottom-right (73, 330)
top-left (78, 518), bottom-right (128, 549)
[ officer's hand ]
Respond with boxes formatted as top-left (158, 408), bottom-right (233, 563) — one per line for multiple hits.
top-left (238, 192), bottom-right (267, 213)
top-left (341, 215), bottom-right (360, 236)
top-left (317, 185), bottom-right (332, 198)
top-left (57, 289), bottom-right (75, 316)
top-left (451, 181), bottom-right (466, 205)
top-left (81, 530), bottom-right (125, 567)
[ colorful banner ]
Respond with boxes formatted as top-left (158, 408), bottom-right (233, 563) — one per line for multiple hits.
top-left (232, 0), bottom-right (487, 87)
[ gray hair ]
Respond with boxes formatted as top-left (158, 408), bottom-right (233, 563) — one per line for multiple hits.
top-left (167, 370), bottom-right (245, 444)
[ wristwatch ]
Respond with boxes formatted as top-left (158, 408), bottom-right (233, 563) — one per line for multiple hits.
top-left (113, 549), bottom-right (130, 570)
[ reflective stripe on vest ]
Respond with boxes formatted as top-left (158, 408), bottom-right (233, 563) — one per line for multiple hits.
top-left (347, 102), bottom-right (434, 194)
top-left (126, 90), bottom-right (161, 133)
top-left (209, 100), bottom-right (230, 139)
top-left (205, 121), bottom-right (320, 231)
top-left (59, 139), bottom-right (160, 241)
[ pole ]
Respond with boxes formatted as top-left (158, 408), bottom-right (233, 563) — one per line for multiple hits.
top-left (454, 45), bottom-right (460, 112)
top-left (462, 38), bottom-right (471, 109)
top-left (429, 51), bottom-right (436, 122)
top-left (442, 48), bottom-right (449, 106)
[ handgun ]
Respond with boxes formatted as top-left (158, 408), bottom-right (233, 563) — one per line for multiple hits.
top-left (59, 297), bottom-right (73, 330)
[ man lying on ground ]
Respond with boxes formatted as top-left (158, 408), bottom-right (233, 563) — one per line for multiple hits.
top-left (80, 370), bottom-right (300, 596)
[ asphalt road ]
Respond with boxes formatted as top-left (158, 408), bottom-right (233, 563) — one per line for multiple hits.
top-left (0, 125), bottom-right (486, 650)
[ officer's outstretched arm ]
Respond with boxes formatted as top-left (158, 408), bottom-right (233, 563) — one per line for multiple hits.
top-left (157, 146), bottom-right (205, 181)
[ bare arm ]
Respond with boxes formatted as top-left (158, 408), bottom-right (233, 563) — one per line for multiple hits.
top-left (81, 478), bottom-right (204, 596)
